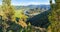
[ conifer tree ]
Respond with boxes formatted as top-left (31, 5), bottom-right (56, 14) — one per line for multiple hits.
top-left (2, 0), bottom-right (15, 32)
top-left (48, 0), bottom-right (60, 32)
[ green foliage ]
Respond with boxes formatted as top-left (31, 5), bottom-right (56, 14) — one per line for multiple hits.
top-left (1, 0), bottom-right (32, 32)
top-left (48, 0), bottom-right (60, 32)
top-left (14, 10), bottom-right (28, 21)
top-left (48, 9), bottom-right (60, 32)
top-left (1, 0), bottom-right (15, 32)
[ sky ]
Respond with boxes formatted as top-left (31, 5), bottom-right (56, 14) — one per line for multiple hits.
top-left (0, 0), bottom-right (55, 6)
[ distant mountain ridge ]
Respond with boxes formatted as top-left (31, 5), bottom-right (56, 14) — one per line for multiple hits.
top-left (14, 5), bottom-right (50, 10)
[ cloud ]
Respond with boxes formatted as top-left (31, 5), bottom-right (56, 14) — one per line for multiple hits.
top-left (11, 2), bottom-right (50, 6)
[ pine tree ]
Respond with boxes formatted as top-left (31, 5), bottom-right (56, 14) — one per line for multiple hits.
top-left (2, 0), bottom-right (15, 32)
top-left (48, 0), bottom-right (60, 32)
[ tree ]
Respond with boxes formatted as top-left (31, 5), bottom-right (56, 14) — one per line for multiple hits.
top-left (2, 0), bottom-right (15, 32)
top-left (47, 0), bottom-right (60, 32)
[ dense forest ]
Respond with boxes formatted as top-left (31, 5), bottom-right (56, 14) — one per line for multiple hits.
top-left (0, 0), bottom-right (60, 32)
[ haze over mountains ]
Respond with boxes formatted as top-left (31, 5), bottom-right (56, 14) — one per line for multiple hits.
top-left (14, 5), bottom-right (50, 10)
